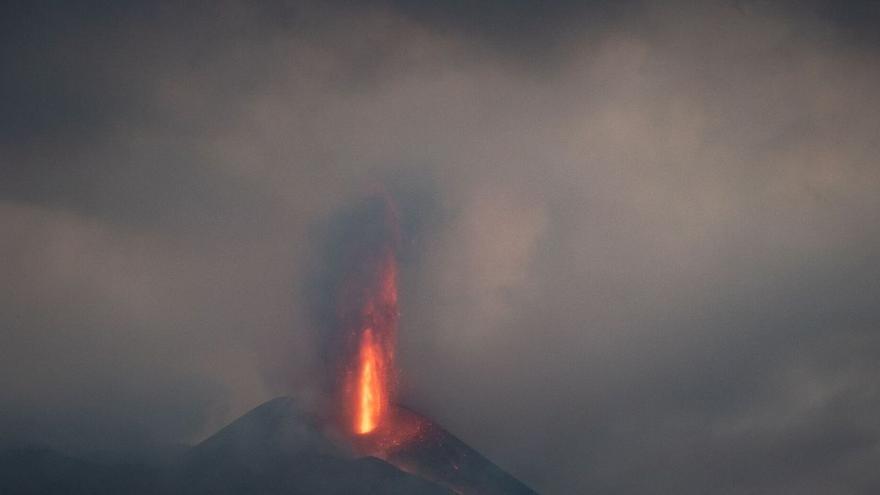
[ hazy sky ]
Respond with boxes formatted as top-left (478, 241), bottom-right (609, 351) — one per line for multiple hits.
top-left (2, 1), bottom-right (880, 493)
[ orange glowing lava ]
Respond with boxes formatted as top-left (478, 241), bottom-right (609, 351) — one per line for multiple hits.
top-left (343, 199), bottom-right (399, 437)
top-left (356, 328), bottom-right (383, 434)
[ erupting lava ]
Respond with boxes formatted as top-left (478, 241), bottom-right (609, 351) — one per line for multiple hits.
top-left (356, 328), bottom-right (384, 434)
top-left (323, 196), bottom-right (537, 494)
top-left (339, 198), bottom-right (399, 438)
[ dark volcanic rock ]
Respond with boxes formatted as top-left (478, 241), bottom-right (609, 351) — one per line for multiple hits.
top-left (182, 396), bottom-right (341, 471)
top-left (383, 406), bottom-right (538, 495)
top-left (0, 397), bottom-right (452, 495)
top-left (175, 396), bottom-right (452, 495)
top-left (0, 397), bottom-right (536, 494)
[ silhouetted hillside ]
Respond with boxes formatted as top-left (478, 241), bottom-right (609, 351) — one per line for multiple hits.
top-left (0, 397), bottom-right (536, 495)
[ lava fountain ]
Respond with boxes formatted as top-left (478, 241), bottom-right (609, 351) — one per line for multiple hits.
top-left (316, 195), bottom-right (537, 494)
top-left (355, 327), bottom-right (383, 434)
top-left (336, 197), bottom-right (400, 438)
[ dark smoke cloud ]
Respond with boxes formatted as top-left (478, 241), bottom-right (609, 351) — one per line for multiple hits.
top-left (2, 1), bottom-right (880, 493)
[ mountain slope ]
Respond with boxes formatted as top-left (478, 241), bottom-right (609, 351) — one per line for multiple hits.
top-left (0, 397), bottom-right (536, 494)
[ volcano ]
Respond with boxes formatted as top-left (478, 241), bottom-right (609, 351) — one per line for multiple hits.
top-left (309, 196), bottom-right (535, 492)
top-left (0, 397), bottom-right (536, 494)
top-left (0, 196), bottom-right (538, 494)
top-left (171, 396), bottom-right (455, 495)
top-left (179, 396), bottom-right (537, 494)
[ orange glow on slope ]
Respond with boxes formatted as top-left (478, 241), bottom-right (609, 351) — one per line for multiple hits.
top-left (356, 328), bottom-right (384, 434)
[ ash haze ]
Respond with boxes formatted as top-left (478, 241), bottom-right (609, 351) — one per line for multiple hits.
top-left (2, 0), bottom-right (880, 493)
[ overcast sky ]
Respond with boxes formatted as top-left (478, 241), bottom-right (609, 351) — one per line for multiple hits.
top-left (2, 1), bottom-right (880, 493)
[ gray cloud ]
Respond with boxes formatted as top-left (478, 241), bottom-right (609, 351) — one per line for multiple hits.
top-left (2, 1), bottom-right (879, 493)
